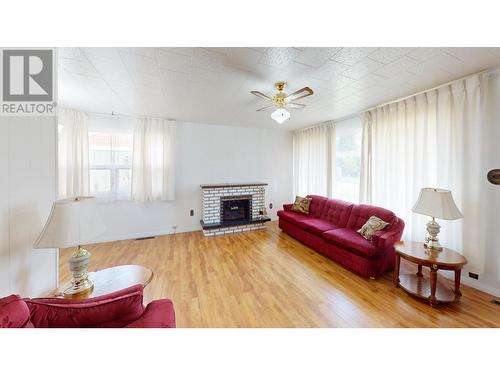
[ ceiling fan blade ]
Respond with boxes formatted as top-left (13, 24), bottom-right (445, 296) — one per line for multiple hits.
top-left (256, 105), bottom-right (275, 112)
top-left (251, 90), bottom-right (273, 102)
top-left (287, 103), bottom-right (306, 109)
top-left (285, 87), bottom-right (314, 102)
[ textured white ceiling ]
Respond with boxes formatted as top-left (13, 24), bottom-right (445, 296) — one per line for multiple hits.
top-left (58, 47), bottom-right (500, 130)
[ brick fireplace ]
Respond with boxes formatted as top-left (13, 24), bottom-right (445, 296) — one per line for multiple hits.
top-left (200, 183), bottom-right (270, 236)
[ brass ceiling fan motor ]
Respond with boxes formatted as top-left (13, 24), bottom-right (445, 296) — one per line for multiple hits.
top-left (250, 81), bottom-right (314, 112)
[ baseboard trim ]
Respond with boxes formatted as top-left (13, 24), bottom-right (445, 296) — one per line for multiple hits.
top-left (93, 225), bottom-right (202, 244)
top-left (440, 271), bottom-right (500, 298)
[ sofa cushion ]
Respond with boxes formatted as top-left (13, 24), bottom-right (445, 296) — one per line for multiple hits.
top-left (346, 204), bottom-right (395, 231)
top-left (0, 294), bottom-right (32, 328)
top-left (277, 210), bottom-right (311, 226)
top-left (305, 195), bottom-right (329, 217)
top-left (323, 228), bottom-right (380, 258)
top-left (318, 198), bottom-right (354, 227)
top-left (297, 218), bottom-right (341, 236)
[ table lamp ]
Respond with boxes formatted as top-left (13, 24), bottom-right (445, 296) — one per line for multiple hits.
top-left (34, 197), bottom-right (106, 297)
top-left (412, 187), bottom-right (463, 250)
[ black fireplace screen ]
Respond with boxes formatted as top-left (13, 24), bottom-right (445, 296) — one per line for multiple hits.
top-left (221, 196), bottom-right (251, 222)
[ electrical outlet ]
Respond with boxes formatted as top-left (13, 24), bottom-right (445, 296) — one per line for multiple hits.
top-left (269, 203), bottom-right (273, 209)
top-left (468, 272), bottom-right (479, 280)
top-left (190, 209), bottom-right (194, 216)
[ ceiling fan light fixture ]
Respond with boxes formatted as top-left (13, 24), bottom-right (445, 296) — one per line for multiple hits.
top-left (271, 108), bottom-right (290, 124)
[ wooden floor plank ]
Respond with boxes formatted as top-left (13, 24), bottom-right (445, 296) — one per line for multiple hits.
top-left (59, 221), bottom-right (500, 328)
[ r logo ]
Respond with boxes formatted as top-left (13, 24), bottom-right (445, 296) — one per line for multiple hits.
top-left (2, 49), bottom-right (53, 102)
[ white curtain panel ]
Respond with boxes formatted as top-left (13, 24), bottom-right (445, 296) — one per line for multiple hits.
top-left (57, 108), bottom-right (90, 199)
top-left (359, 73), bottom-right (489, 273)
top-left (131, 118), bottom-right (176, 202)
top-left (293, 122), bottom-right (335, 198)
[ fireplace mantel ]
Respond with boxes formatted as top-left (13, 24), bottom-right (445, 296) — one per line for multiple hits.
top-left (200, 182), bottom-right (268, 189)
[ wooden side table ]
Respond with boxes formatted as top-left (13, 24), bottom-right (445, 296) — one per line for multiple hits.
top-left (56, 265), bottom-right (153, 299)
top-left (394, 241), bottom-right (467, 307)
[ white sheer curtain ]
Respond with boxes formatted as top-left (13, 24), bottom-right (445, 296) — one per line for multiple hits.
top-left (359, 73), bottom-right (489, 273)
top-left (57, 108), bottom-right (89, 199)
top-left (131, 118), bottom-right (176, 202)
top-left (293, 122), bottom-right (335, 197)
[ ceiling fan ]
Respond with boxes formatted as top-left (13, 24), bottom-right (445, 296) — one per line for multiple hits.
top-left (251, 81), bottom-right (313, 124)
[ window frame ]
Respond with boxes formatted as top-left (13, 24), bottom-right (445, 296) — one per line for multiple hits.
top-left (88, 130), bottom-right (133, 200)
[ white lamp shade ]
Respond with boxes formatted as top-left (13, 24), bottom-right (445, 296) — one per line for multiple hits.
top-left (412, 188), bottom-right (463, 220)
top-left (271, 108), bottom-right (290, 124)
top-left (34, 197), bottom-right (106, 249)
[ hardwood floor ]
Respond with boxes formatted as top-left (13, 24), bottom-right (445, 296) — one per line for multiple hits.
top-left (59, 221), bottom-right (500, 327)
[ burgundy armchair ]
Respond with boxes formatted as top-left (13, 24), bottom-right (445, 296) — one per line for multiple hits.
top-left (0, 284), bottom-right (175, 328)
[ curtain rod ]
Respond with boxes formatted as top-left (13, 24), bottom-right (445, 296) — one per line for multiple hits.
top-left (362, 67), bottom-right (494, 113)
top-left (89, 111), bottom-right (175, 121)
top-left (300, 65), bottom-right (500, 130)
top-left (63, 108), bottom-right (175, 121)
top-left (293, 119), bottom-right (335, 133)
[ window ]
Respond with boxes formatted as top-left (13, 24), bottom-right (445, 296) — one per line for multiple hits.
top-left (292, 119), bottom-right (362, 202)
top-left (89, 130), bottom-right (133, 199)
top-left (334, 118), bottom-right (362, 203)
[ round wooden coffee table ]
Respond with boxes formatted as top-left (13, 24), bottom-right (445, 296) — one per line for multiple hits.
top-left (58, 265), bottom-right (153, 299)
top-left (394, 241), bottom-right (467, 307)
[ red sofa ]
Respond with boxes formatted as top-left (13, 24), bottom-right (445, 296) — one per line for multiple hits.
top-left (0, 284), bottom-right (175, 328)
top-left (277, 195), bottom-right (404, 278)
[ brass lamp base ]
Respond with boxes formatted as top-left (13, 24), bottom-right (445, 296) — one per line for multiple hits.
top-left (63, 245), bottom-right (94, 297)
top-left (63, 280), bottom-right (94, 298)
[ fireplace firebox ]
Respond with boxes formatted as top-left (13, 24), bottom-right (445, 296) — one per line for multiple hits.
top-left (221, 196), bottom-right (251, 222)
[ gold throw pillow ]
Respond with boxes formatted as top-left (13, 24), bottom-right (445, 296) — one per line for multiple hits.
top-left (357, 215), bottom-right (389, 240)
top-left (291, 196), bottom-right (312, 214)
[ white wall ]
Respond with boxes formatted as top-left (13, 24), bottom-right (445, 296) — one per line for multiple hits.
top-left (90, 116), bottom-right (293, 243)
top-left (0, 116), bottom-right (58, 298)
